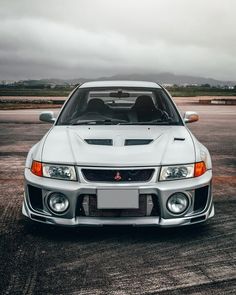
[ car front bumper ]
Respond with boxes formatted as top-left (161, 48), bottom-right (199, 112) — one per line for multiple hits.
top-left (22, 167), bottom-right (214, 227)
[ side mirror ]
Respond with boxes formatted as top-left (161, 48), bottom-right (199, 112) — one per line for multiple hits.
top-left (39, 111), bottom-right (56, 123)
top-left (183, 111), bottom-right (199, 123)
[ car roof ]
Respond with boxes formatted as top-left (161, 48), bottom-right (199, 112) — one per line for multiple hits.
top-left (79, 80), bottom-right (161, 89)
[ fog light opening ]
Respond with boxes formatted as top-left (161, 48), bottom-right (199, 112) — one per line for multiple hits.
top-left (47, 193), bottom-right (69, 214)
top-left (167, 192), bottom-right (189, 215)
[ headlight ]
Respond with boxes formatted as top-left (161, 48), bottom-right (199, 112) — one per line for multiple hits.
top-left (160, 164), bottom-right (194, 181)
top-left (48, 193), bottom-right (69, 213)
top-left (43, 163), bottom-right (77, 181)
top-left (167, 192), bottom-right (189, 214)
top-left (159, 162), bottom-right (206, 181)
top-left (31, 161), bottom-right (77, 181)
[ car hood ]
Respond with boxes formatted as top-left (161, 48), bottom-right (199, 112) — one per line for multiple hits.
top-left (41, 125), bottom-right (195, 166)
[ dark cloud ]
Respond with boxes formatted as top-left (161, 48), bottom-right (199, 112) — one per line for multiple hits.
top-left (0, 0), bottom-right (235, 80)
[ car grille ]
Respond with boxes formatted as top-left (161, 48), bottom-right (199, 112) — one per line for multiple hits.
top-left (81, 169), bottom-right (155, 182)
top-left (76, 194), bottom-right (160, 217)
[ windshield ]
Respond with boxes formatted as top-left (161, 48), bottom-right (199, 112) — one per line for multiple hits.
top-left (57, 87), bottom-right (182, 126)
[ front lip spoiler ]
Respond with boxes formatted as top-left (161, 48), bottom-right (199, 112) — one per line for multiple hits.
top-left (22, 199), bottom-right (214, 228)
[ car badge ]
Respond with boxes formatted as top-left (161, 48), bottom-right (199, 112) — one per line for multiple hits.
top-left (114, 171), bottom-right (122, 181)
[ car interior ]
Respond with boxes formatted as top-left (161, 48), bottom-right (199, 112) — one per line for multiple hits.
top-left (57, 88), bottom-right (179, 125)
top-left (73, 91), bottom-right (169, 123)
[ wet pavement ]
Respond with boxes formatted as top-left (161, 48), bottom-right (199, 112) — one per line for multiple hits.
top-left (0, 104), bottom-right (235, 294)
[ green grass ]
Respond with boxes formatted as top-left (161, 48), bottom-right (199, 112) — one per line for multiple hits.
top-left (0, 88), bottom-right (71, 97)
top-left (0, 86), bottom-right (235, 97)
top-left (167, 87), bottom-right (236, 97)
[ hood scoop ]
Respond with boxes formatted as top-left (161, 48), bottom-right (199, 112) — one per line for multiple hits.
top-left (85, 139), bottom-right (113, 146)
top-left (125, 139), bottom-right (153, 146)
top-left (84, 138), bottom-right (153, 146)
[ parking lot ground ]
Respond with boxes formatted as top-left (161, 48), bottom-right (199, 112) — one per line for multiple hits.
top-left (0, 104), bottom-right (235, 294)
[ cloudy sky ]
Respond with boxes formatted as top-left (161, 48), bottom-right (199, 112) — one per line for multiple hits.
top-left (0, 0), bottom-right (235, 81)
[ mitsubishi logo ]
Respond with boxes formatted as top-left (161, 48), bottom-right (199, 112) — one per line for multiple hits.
top-left (114, 171), bottom-right (122, 181)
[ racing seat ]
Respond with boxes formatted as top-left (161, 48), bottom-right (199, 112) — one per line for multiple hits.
top-left (86, 98), bottom-right (111, 116)
top-left (131, 95), bottom-right (163, 122)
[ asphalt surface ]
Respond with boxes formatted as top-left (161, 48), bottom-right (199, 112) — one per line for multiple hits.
top-left (0, 104), bottom-right (236, 294)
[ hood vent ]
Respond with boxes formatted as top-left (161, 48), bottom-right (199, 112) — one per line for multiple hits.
top-left (125, 139), bottom-right (153, 146)
top-left (85, 139), bottom-right (113, 146)
top-left (85, 139), bottom-right (153, 146)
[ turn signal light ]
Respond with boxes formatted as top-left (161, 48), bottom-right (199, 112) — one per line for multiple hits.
top-left (31, 161), bottom-right (43, 177)
top-left (194, 161), bottom-right (206, 177)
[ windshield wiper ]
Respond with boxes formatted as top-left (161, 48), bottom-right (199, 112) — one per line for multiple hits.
top-left (120, 120), bottom-right (178, 125)
top-left (70, 119), bottom-right (128, 125)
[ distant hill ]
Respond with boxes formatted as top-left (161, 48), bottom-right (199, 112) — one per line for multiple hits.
top-left (98, 73), bottom-right (235, 87)
top-left (10, 73), bottom-right (236, 87)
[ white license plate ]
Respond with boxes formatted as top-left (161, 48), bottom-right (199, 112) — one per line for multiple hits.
top-left (97, 189), bottom-right (139, 209)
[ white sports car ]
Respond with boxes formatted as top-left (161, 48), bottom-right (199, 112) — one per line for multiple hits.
top-left (22, 81), bottom-right (214, 227)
